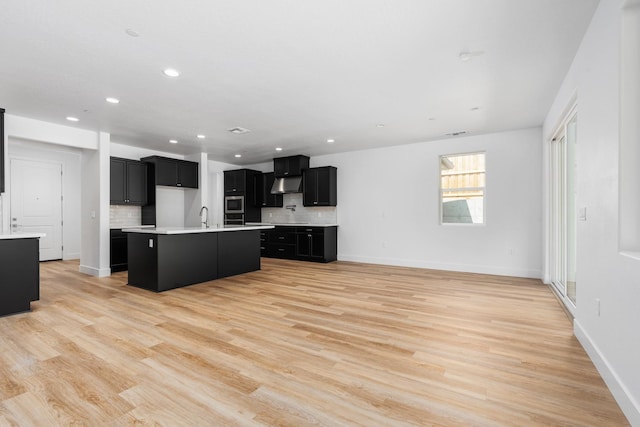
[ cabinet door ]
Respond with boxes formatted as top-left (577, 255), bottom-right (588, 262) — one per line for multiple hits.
top-left (273, 157), bottom-right (289, 177)
top-left (178, 161), bottom-right (198, 188)
top-left (296, 233), bottom-right (311, 257)
top-left (110, 158), bottom-right (127, 204)
top-left (310, 233), bottom-right (325, 258)
top-left (156, 158), bottom-right (178, 186)
top-left (224, 170), bottom-right (245, 194)
top-left (126, 161), bottom-right (147, 205)
top-left (302, 169), bottom-right (318, 206)
top-left (316, 167), bottom-right (332, 205)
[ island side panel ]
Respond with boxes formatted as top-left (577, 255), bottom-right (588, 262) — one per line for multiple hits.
top-left (0, 238), bottom-right (39, 316)
top-left (218, 230), bottom-right (260, 278)
top-left (127, 233), bottom-right (159, 291)
top-left (156, 233), bottom-right (218, 291)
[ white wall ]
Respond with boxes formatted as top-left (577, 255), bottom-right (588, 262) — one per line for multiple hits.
top-left (543, 0), bottom-right (640, 423)
top-left (311, 128), bottom-right (542, 278)
top-left (8, 138), bottom-right (82, 259)
top-left (207, 159), bottom-right (243, 228)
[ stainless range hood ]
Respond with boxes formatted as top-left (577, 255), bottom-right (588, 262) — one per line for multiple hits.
top-left (271, 176), bottom-right (302, 194)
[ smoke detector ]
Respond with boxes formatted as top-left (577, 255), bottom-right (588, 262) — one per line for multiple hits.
top-left (227, 127), bottom-right (251, 134)
top-left (445, 131), bottom-right (467, 137)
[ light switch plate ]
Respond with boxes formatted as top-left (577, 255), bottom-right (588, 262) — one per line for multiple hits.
top-left (149, 239), bottom-right (154, 248)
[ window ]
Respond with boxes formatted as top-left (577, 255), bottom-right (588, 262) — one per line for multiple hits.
top-left (440, 152), bottom-right (485, 224)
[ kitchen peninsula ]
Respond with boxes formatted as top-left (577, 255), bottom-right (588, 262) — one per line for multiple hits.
top-left (123, 225), bottom-right (274, 292)
top-left (0, 232), bottom-right (44, 316)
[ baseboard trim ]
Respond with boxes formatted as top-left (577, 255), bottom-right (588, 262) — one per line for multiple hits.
top-left (79, 264), bottom-right (111, 278)
top-left (337, 254), bottom-right (542, 279)
top-left (574, 320), bottom-right (638, 425)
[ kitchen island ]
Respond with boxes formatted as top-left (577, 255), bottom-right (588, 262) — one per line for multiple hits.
top-left (123, 225), bottom-right (274, 292)
top-left (0, 232), bottom-right (44, 316)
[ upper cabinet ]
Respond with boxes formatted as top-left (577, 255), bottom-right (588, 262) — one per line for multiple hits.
top-left (142, 156), bottom-right (198, 188)
top-left (224, 169), bottom-right (246, 195)
top-left (273, 155), bottom-right (309, 177)
top-left (0, 108), bottom-right (5, 193)
top-left (110, 157), bottom-right (148, 205)
top-left (303, 166), bottom-right (337, 206)
top-left (260, 172), bottom-right (283, 207)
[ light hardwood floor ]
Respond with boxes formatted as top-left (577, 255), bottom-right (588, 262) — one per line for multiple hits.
top-left (0, 259), bottom-right (629, 426)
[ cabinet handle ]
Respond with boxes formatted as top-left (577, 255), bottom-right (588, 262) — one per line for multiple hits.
top-left (177, 183), bottom-right (182, 187)
top-left (314, 201), bottom-right (318, 205)
top-left (278, 236), bottom-right (285, 240)
top-left (308, 234), bottom-right (312, 237)
top-left (305, 228), bottom-right (312, 232)
top-left (278, 248), bottom-right (285, 252)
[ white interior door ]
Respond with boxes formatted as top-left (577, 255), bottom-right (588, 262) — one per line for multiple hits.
top-left (10, 158), bottom-right (63, 261)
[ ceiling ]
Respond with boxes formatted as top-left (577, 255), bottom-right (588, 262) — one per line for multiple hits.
top-left (0, 0), bottom-right (599, 165)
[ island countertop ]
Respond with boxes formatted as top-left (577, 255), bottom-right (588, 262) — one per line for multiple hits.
top-left (122, 225), bottom-right (274, 235)
top-left (0, 232), bottom-right (46, 240)
top-left (245, 222), bottom-right (339, 227)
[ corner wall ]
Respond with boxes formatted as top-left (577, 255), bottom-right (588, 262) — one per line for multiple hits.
top-left (312, 127), bottom-right (543, 278)
top-left (543, 0), bottom-right (640, 423)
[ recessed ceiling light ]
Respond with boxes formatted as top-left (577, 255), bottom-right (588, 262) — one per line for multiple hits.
top-left (196, 134), bottom-right (206, 139)
top-left (235, 154), bottom-right (242, 158)
top-left (470, 106), bottom-right (481, 111)
top-left (163, 68), bottom-right (180, 78)
top-left (106, 97), bottom-right (120, 104)
top-left (125, 28), bottom-right (140, 37)
top-left (458, 50), bottom-right (485, 62)
top-left (275, 147), bottom-right (283, 151)
top-left (428, 117), bottom-right (436, 121)
top-left (327, 139), bottom-right (335, 144)
top-left (376, 123), bottom-right (385, 128)
top-left (66, 116), bottom-right (79, 122)
top-left (169, 139), bottom-right (178, 144)
top-left (227, 127), bottom-right (250, 134)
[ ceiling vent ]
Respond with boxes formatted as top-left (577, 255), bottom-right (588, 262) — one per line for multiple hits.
top-left (445, 131), bottom-right (467, 137)
top-left (227, 127), bottom-right (251, 134)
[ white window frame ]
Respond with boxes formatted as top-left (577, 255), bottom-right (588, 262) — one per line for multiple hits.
top-left (439, 151), bottom-right (486, 226)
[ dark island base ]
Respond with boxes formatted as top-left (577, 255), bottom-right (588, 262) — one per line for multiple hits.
top-left (0, 238), bottom-right (40, 317)
top-left (127, 230), bottom-right (261, 292)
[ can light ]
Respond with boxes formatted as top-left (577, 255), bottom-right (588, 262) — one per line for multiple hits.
top-left (106, 97), bottom-right (120, 104)
top-left (163, 68), bottom-right (180, 78)
top-left (169, 139), bottom-right (178, 144)
top-left (235, 154), bottom-right (242, 158)
top-left (66, 116), bottom-right (79, 122)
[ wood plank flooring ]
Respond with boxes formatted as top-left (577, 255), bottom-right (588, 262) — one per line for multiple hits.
top-left (0, 259), bottom-right (629, 426)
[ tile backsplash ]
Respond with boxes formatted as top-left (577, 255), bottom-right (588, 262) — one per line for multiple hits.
top-left (110, 205), bottom-right (142, 228)
top-left (261, 193), bottom-right (337, 224)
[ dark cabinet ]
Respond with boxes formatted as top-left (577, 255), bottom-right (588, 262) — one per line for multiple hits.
top-left (223, 169), bottom-right (262, 223)
top-left (260, 172), bottom-right (283, 207)
top-left (0, 237), bottom-right (40, 316)
top-left (110, 229), bottom-right (128, 272)
top-left (0, 107), bottom-right (5, 193)
top-left (142, 156), bottom-right (199, 188)
top-left (273, 155), bottom-right (309, 177)
top-left (110, 157), bottom-right (148, 205)
top-left (262, 225), bottom-right (337, 262)
top-left (224, 169), bottom-right (246, 194)
top-left (303, 166), bottom-right (337, 206)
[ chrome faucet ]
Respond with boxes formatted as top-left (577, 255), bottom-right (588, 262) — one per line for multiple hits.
top-left (285, 204), bottom-right (296, 212)
top-left (199, 206), bottom-right (209, 228)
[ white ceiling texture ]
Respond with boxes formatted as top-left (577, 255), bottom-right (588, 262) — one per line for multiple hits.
top-left (0, 0), bottom-right (599, 164)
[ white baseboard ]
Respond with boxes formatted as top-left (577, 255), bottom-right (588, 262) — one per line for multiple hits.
top-left (574, 320), bottom-right (639, 426)
top-left (337, 254), bottom-right (542, 279)
top-left (79, 264), bottom-right (111, 277)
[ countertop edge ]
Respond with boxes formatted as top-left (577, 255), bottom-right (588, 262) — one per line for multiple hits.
top-left (245, 222), bottom-right (339, 227)
top-left (122, 225), bottom-right (275, 235)
top-left (0, 233), bottom-right (46, 240)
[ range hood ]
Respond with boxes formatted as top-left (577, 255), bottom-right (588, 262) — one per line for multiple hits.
top-left (271, 176), bottom-right (302, 194)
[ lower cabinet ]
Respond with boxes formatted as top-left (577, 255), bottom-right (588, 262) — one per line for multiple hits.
top-left (0, 238), bottom-right (40, 316)
top-left (110, 229), bottom-right (128, 272)
top-left (262, 226), bottom-right (337, 262)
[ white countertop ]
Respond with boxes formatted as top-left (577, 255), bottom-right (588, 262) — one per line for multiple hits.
top-left (0, 232), bottom-right (46, 240)
top-left (122, 225), bottom-right (275, 235)
top-left (111, 224), bottom-right (156, 230)
top-left (246, 222), bottom-right (339, 227)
